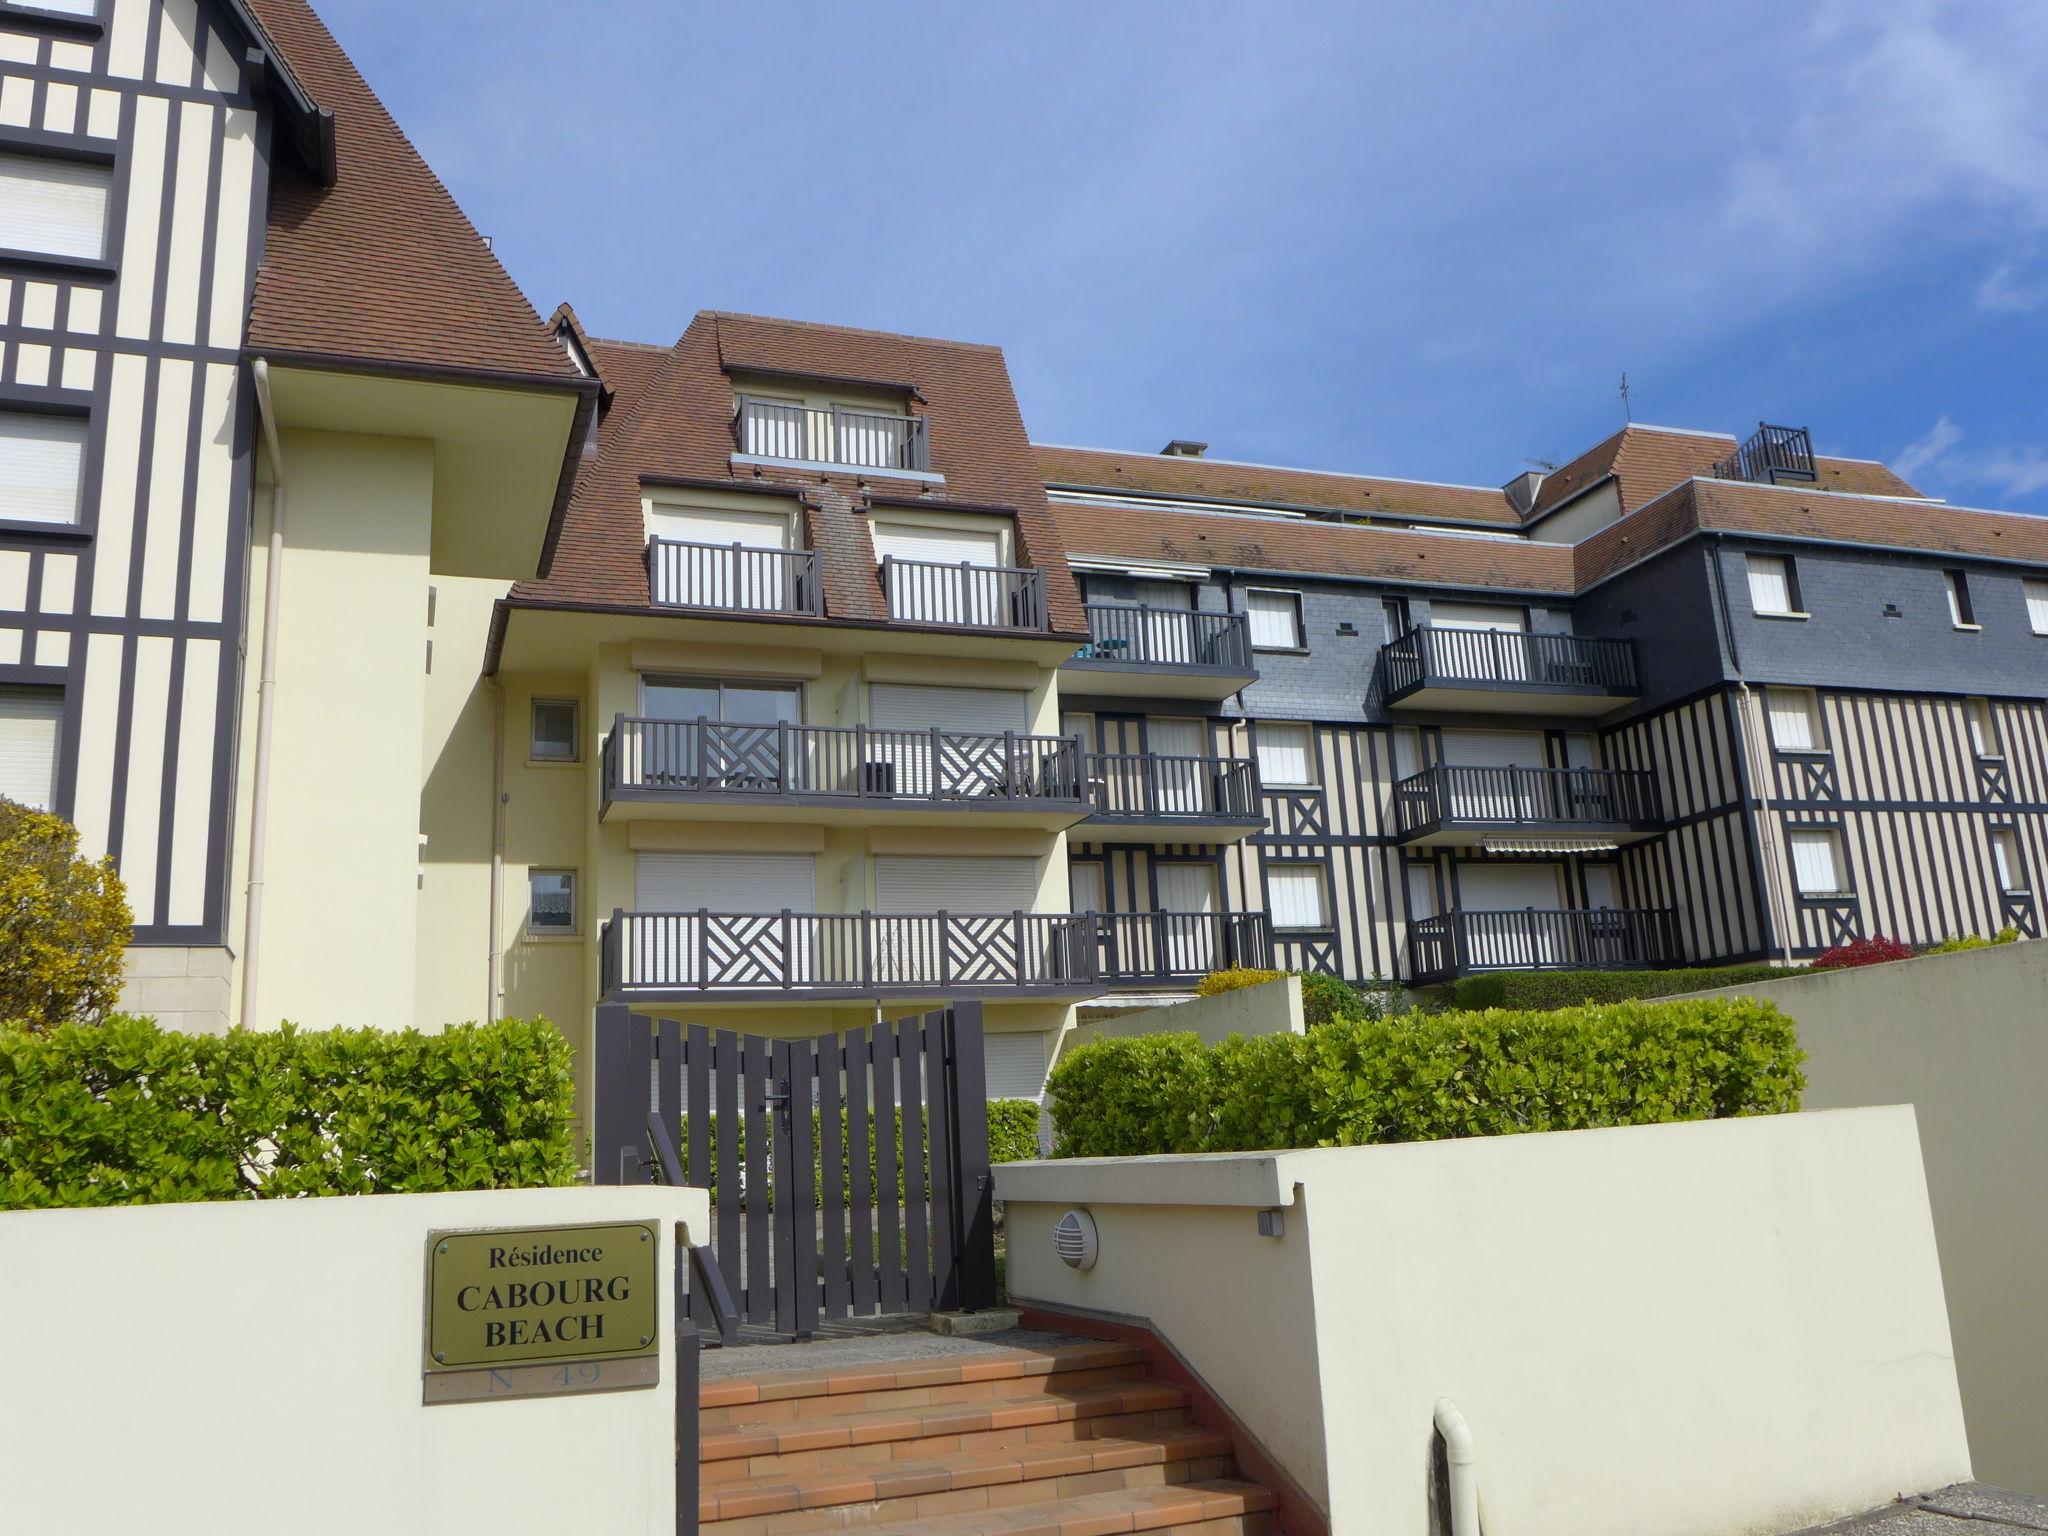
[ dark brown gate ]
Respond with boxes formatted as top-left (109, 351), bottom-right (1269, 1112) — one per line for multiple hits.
top-left (590, 1000), bottom-right (997, 1339)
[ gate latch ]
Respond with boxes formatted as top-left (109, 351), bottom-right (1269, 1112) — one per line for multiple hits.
top-left (762, 1078), bottom-right (792, 1114)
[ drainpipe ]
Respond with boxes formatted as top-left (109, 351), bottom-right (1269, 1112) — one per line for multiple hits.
top-left (487, 677), bottom-right (506, 1020)
top-left (240, 359), bottom-right (286, 1030)
top-left (1434, 1399), bottom-right (1480, 1536)
top-left (1709, 536), bottom-right (1785, 959)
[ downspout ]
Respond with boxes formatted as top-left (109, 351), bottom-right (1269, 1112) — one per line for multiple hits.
top-left (240, 359), bottom-right (286, 1029)
top-left (1709, 535), bottom-right (1784, 959)
top-left (487, 677), bottom-right (506, 1020)
top-left (1434, 1399), bottom-right (1480, 1536)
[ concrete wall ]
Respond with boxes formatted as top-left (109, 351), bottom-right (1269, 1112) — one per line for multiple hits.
top-left (999, 1107), bottom-right (1970, 1536)
top-left (1067, 974), bottom-right (1302, 1050)
top-left (0, 1185), bottom-right (708, 1536)
top-left (1676, 939), bottom-right (2048, 1494)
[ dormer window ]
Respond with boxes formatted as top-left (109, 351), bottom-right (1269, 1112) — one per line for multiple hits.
top-left (728, 373), bottom-right (935, 477)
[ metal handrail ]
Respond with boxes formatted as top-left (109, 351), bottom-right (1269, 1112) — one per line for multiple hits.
top-left (645, 537), bottom-right (821, 615)
top-left (1091, 910), bottom-right (1272, 981)
top-left (1713, 423), bottom-right (1816, 484)
top-left (1075, 604), bottom-right (1254, 670)
top-left (733, 395), bottom-right (931, 472)
top-left (1085, 752), bottom-right (1260, 821)
top-left (1389, 764), bottom-right (1662, 837)
top-left (1407, 906), bottom-right (1680, 982)
top-left (1379, 625), bottom-right (1639, 696)
top-left (881, 556), bottom-right (1047, 630)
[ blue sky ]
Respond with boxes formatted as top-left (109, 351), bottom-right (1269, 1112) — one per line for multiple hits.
top-left (318, 0), bottom-right (2048, 512)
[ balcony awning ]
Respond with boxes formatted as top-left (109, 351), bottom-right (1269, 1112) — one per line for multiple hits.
top-left (1482, 835), bottom-right (1621, 855)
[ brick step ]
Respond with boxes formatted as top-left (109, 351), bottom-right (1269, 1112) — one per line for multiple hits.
top-left (702, 1343), bottom-right (1149, 1428)
top-left (701, 1428), bottom-right (1234, 1531)
top-left (841, 1479), bottom-right (1276, 1536)
top-left (701, 1381), bottom-right (1190, 1467)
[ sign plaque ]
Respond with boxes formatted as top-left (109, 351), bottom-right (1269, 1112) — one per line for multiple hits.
top-left (423, 1221), bottom-right (660, 1405)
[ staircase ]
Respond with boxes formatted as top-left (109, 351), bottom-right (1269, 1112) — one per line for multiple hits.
top-left (698, 1338), bottom-right (1279, 1536)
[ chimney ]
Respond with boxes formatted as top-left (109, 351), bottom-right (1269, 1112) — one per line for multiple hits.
top-left (1160, 439), bottom-right (1209, 458)
top-left (1504, 469), bottom-right (1544, 517)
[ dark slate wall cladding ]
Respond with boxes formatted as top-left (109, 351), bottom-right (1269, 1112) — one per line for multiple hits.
top-left (1715, 541), bottom-right (2048, 699)
top-left (1576, 544), bottom-right (1729, 716)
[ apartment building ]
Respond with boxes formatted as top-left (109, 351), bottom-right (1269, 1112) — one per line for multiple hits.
top-left (3, 0), bottom-right (2043, 1112)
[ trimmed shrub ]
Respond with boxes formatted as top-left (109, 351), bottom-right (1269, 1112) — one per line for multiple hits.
top-left (0, 1015), bottom-right (577, 1208)
top-left (1195, 968), bottom-right (1285, 997)
top-left (986, 1098), bottom-right (1043, 1165)
top-left (0, 800), bottom-right (131, 1029)
top-left (1924, 926), bottom-right (2021, 955)
top-left (1449, 964), bottom-right (1800, 1011)
top-left (1810, 935), bottom-right (1914, 971)
top-left (1197, 967), bottom-right (1396, 1025)
top-left (1046, 998), bottom-right (1805, 1157)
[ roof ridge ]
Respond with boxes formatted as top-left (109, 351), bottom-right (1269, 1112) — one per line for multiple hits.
top-left (1036, 441), bottom-right (1508, 496)
top-left (703, 308), bottom-right (1004, 355)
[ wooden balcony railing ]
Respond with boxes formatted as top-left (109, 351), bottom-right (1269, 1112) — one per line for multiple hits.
top-left (1093, 911), bottom-right (1272, 984)
top-left (881, 556), bottom-right (1047, 630)
top-left (733, 395), bottom-right (931, 473)
top-left (646, 537), bottom-right (821, 615)
top-left (1713, 422), bottom-right (1816, 485)
top-left (1085, 752), bottom-right (1261, 824)
top-left (1407, 907), bottom-right (1681, 983)
top-left (1389, 764), bottom-right (1662, 841)
top-left (1073, 605), bottom-right (1254, 672)
top-left (603, 717), bottom-right (1086, 808)
top-left (1379, 626), bottom-right (1639, 700)
top-left (601, 910), bottom-right (1097, 997)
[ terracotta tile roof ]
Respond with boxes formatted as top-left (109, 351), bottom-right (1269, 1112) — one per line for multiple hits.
top-left (243, 0), bottom-right (578, 384)
top-left (1811, 458), bottom-right (1924, 499)
top-left (1532, 425), bottom-right (1927, 522)
top-left (512, 312), bottom-right (1085, 634)
top-left (1034, 444), bottom-right (1523, 528)
top-left (1054, 501), bottom-right (1575, 595)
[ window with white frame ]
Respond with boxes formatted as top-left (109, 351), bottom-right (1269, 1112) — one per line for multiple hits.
top-left (1255, 722), bottom-right (1315, 786)
top-left (1267, 865), bottom-right (1330, 930)
top-left (1788, 830), bottom-right (1849, 897)
top-left (0, 151), bottom-right (113, 262)
top-left (1745, 553), bottom-right (1799, 616)
top-left (1944, 569), bottom-right (1977, 628)
top-left (1966, 698), bottom-right (2000, 760)
top-left (530, 698), bottom-right (579, 761)
top-left (1244, 589), bottom-right (1303, 650)
top-left (1, 410), bottom-right (88, 526)
top-left (528, 869), bottom-right (578, 935)
top-left (1765, 687), bottom-right (1822, 752)
top-left (2025, 579), bottom-right (2048, 636)
top-left (0, 688), bottom-right (62, 811)
top-left (1991, 829), bottom-right (2028, 894)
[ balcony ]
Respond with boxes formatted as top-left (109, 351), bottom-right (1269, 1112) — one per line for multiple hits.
top-left (600, 909), bottom-right (1097, 1002)
top-left (1713, 423), bottom-right (1816, 486)
top-left (1389, 765), bottom-right (1662, 848)
top-left (1092, 911), bottom-right (1272, 988)
top-left (601, 717), bottom-right (1088, 828)
top-left (646, 537), bottom-right (821, 616)
top-left (1064, 605), bottom-right (1258, 699)
top-left (1082, 752), bottom-right (1264, 842)
top-left (881, 556), bottom-right (1048, 631)
top-left (1406, 907), bottom-right (1681, 984)
top-left (733, 395), bottom-right (933, 476)
top-left (1378, 627), bottom-right (1639, 715)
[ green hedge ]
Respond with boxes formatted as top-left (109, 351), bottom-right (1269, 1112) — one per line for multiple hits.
top-left (987, 1098), bottom-right (1043, 1165)
top-left (1046, 998), bottom-right (1804, 1157)
top-left (1, 1015), bottom-right (577, 1208)
top-left (1448, 964), bottom-right (1801, 1011)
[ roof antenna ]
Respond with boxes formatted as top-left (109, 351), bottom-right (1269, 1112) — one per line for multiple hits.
top-left (1618, 371), bottom-right (1633, 423)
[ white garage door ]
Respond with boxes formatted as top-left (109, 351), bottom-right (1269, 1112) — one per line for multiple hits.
top-left (869, 684), bottom-right (1031, 797)
top-left (630, 853), bottom-right (818, 987)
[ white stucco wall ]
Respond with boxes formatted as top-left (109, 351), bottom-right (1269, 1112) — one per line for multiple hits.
top-left (1674, 939), bottom-right (2048, 1494)
top-left (0, 1185), bottom-right (708, 1536)
top-left (1068, 974), bottom-right (1304, 1050)
top-left (1000, 1107), bottom-right (1970, 1536)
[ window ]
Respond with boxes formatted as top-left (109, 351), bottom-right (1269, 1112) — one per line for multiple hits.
top-left (2026, 580), bottom-right (2048, 636)
top-left (645, 500), bottom-right (799, 610)
top-left (1, 411), bottom-right (88, 526)
top-left (1381, 596), bottom-right (1411, 642)
top-left (1966, 699), bottom-right (2000, 760)
top-left (0, 151), bottom-right (112, 262)
top-left (1944, 570), bottom-right (1977, 628)
top-left (528, 869), bottom-right (577, 935)
top-left (1268, 866), bottom-right (1330, 930)
top-left (1255, 722), bottom-right (1315, 787)
top-left (1991, 829), bottom-right (2028, 895)
top-left (0, 688), bottom-right (62, 811)
top-left (14, 0), bottom-right (97, 12)
top-left (1765, 687), bottom-right (1822, 752)
top-left (1244, 589), bottom-right (1303, 650)
top-left (530, 698), bottom-right (578, 761)
top-left (1788, 830), bottom-right (1848, 897)
top-left (642, 676), bottom-right (801, 724)
top-left (1745, 553), bottom-right (1800, 616)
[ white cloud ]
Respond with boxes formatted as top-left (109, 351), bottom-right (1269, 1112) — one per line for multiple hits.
top-left (1892, 415), bottom-right (2048, 502)
top-left (1977, 258), bottom-right (2048, 313)
top-left (1971, 448), bottom-right (2048, 499)
top-left (1896, 414), bottom-right (1964, 480)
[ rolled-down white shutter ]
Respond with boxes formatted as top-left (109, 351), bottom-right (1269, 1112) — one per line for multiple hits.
top-left (869, 685), bottom-right (1032, 797)
top-left (0, 152), bottom-right (111, 260)
top-left (984, 1032), bottom-right (1050, 1103)
top-left (629, 853), bottom-right (820, 988)
top-left (874, 523), bottom-right (1007, 624)
top-left (635, 852), bottom-right (816, 911)
top-left (872, 523), bottom-right (1002, 567)
top-left (1429, 602), bottom-right (1525, 632)
top-left (646, 505), bottom-right (795, 609)
top-left (869, 684), bottom-right (1029, 734)
top-left (873, 855), bottom-right (1037, 912)
top-left (0, 412), bottom-right (88, 525)
top-left (0, 691), bottom-right (62, 810)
